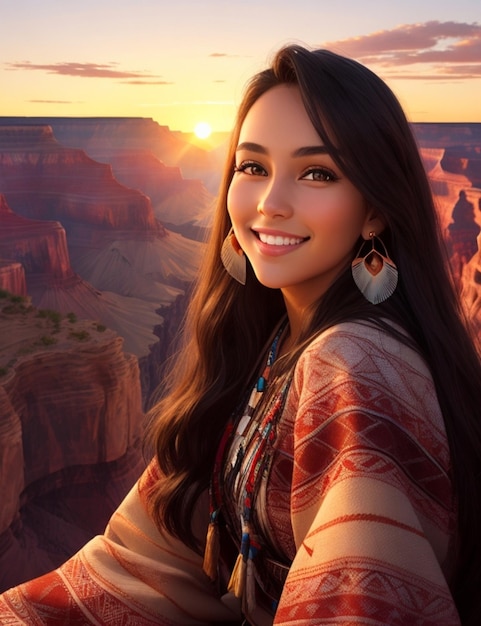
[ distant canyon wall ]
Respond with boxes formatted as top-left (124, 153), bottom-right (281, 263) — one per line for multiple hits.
top-left (0, 123), bottom-right (209, 358)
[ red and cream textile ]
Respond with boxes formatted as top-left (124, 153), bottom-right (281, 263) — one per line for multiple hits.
top-left (266, 322), bottom-right (459, 624)
top-left (0, 322), bottom-right (460, 624)
top-left (0, 463), bottom-right (241, 625)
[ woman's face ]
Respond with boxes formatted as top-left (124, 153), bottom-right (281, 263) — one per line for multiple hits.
top-left (227, 84), bottom-right (379, 311)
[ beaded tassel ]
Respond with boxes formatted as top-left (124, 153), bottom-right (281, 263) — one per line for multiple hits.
top-left (203, 421), bottom-right (234, 581)
top-left (205, 319), bottom-right (289, 607)
top-left (202, 509), bottom-right (220, 581)
top-left (228, 523), bottom-right (250, 597)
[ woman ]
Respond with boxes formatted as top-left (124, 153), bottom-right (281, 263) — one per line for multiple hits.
top-left (1, 45), bottom-right (481, 625)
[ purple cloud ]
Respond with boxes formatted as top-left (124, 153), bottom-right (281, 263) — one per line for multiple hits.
top-left (121, 80), bottom-right (174, 85)
top-left (5, 61), bottom-right (165, 81)
top-left (323, 21), bottom-right (481, 79)
top-left (209, 52), bottom-right (246, 58)
top-left (28, 99), bottom-right (82, 104)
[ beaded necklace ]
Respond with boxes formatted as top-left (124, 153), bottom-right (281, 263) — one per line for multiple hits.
top-left (202, 320), bottom-right (291, 614)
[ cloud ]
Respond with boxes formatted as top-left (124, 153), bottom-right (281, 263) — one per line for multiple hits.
top-left (121, 80), bottom-right (174, 85)
top-left (28, 99), bottom-right (82, 104)
top-left (209, 52), bottom-right (246, 58)
top-left (5, 61), bottom-right (165, 82)
top-left (322, 21), bottom-right (481, 79)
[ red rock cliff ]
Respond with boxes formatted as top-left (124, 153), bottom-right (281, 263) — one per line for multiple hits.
top-left (0, 295), bottom-right (146, 590)
top-left (0, 260), bottom-right (27, 296)
top-left (83, 149), bottom-right (216, 237)
top-left (0, 195), bottom-right (164, 357)
top-left (0, 193), bottom-right (72, 280)
top-left (0, 117), bottom-right (226, 195)
top-left (0, 125), bottom-right (161, 235)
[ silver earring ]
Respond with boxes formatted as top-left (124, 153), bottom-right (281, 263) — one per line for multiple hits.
top-left (351, 232), bottom-right (398, 304)
top-left (221, 228), bottom-right (246, 285)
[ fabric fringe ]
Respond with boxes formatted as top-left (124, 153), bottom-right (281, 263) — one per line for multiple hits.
top-left (227, 552), bottom-right (246, 598)
top-left (202, 521), bottom-right (220, 581)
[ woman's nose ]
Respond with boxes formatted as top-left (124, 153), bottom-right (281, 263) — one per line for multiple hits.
top-left (256, 177), bottom-right (293, 218)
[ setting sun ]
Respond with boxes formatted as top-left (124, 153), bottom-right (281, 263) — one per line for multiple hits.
top-left (194, 121), bottom-right (212, 140)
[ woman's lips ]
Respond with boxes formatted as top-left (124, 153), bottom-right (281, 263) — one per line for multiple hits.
top-left (252, 229), bottom-right (309, 256)
top-left (258, 232), bottom-right (305, 246)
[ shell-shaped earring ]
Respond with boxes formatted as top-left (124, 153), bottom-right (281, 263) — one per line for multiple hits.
top-left (221, 227), bottom-right (246, 285)
top-left (351, 232), bottom-right (398, 304)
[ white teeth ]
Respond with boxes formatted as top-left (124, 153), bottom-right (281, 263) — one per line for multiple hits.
top-left (258, 233), bottom-right (303, 246)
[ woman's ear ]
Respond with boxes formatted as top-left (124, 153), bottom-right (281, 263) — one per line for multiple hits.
top-left (361, 208), bottom-right (386, 240)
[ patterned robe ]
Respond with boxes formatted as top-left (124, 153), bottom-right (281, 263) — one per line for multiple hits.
top-left (0, 322), bottom-right (461, 624)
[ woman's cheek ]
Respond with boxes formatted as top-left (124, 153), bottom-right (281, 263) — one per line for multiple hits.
top-left (227, 181), bottom-right (250, 222)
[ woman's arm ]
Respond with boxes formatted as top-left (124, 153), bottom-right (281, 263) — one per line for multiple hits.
top-left (275, 323), bottom-right (460, 625)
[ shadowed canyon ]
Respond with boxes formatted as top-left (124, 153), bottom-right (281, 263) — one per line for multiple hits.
top-left (0, 117), bottom-right (480, 590)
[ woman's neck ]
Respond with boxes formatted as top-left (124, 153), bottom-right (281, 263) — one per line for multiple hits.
top-left (281, 300), bottom-right (308, 357)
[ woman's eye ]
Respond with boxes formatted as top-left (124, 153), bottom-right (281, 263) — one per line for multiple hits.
top-left (234, 161), bottom-right (267, 177)
top-left (301, 168), bottom-right (338, 182)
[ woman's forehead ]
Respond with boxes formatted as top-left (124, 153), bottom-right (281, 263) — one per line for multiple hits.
top-left (238, 85), bottom-right (322, 148)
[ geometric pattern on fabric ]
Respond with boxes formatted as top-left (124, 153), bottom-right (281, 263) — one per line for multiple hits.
top-left (276, 558), bottom-right (461, 625)
top-left (254, 323), bottom-right (459, 624)
top-left (0, 564), bottom-right (174, 626)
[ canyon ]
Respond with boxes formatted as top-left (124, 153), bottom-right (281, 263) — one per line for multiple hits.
top-left (0, 291), bottom-right (146, 589)
top-left (0, 124), bottom-right (209, 357)
top-left (0, 117), bottom-right (480, 591)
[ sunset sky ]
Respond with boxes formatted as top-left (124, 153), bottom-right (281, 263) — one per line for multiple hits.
top-left (2, 0), bottom-right (481, 135)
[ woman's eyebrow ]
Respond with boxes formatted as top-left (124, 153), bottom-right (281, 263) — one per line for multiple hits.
top-left (235, 142), bottom-right (330, 157)
top-left (292, 145), bottom-right (329, 157)
top-left (235, 142), bottom-right (267, 154)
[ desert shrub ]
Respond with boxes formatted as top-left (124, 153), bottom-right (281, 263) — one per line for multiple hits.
top-left (69, 330), bottom-right (90, 341)
top-left (39, 335), bottom-right (57, 346)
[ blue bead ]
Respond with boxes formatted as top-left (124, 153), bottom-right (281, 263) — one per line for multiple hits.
top-left (257, 377), bottom-right (266, 392)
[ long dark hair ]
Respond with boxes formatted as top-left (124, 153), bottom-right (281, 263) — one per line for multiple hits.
top-left (147, 45), bottom-right (481, 624)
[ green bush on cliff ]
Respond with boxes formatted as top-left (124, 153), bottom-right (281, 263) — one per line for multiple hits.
top-left (36, 308), bottom-right (62, 332)
top-left (39, 335), bottom-right (57, 346)
top-left (69, 330), bottom-right (90, 341)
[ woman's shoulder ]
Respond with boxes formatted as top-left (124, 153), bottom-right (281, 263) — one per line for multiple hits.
top-left (299, 319), bottom-right (423, 371)
top-left (292, 320), bottom-right (437, 417)
top-left (289, 320), bottom-right (449, 466)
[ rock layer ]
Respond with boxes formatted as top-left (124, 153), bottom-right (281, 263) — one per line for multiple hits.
top-left (0, 296), bottom-right (145, 590)
top-left (0, 195), bottom-right (164, 356)
top-left (0, 260), bottom-right (26, 296)
top-left (0, 125), bottom-right (160, 234)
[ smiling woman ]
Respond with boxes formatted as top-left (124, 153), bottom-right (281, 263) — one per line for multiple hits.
top-left (227, 84), bottom-right (377, 322)
top-left (2, 43), bottom-right (481, 626)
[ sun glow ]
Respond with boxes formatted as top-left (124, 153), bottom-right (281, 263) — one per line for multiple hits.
top-left (194, 121), bottom-right (212, 140)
